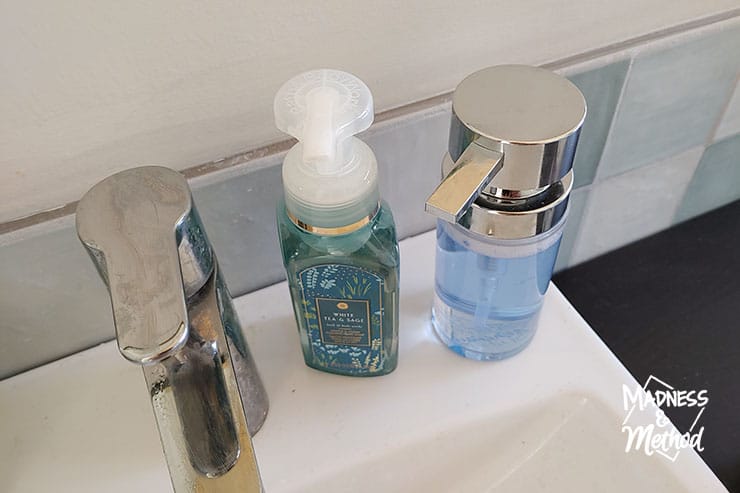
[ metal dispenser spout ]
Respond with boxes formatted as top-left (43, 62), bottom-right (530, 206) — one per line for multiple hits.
top-left (426, 64), bottom-right (586, 239)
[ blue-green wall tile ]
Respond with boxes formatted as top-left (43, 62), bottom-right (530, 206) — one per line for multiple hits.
top-left (0, 218), bottom-right (115, 379)
top-left (714, 80), bottom-right (740, 142)
top-left (554, 187), bottom-right (590, 272)
top-left (566, 59), bottom-right (630, 188)
top-left (363, 103), bottom-right (449, 236)
top-left (191, 157), bottom-right (286, 297)
top-left (573, 147), bottom-right (703, 264)
top-left (600, 26), bottom-right (740, 178)
top-left (675, 134), bottom-right (740, 223)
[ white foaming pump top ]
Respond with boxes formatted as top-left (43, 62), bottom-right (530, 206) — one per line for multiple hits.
top-left (274, 69), bottom-right (379, 229)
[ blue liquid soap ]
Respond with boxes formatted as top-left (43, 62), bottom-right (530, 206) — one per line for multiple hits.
top-left (431, 216), bottom-right (566, 360)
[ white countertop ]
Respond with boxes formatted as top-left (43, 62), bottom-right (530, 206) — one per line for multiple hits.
top-left (0, 231), bottom-right (727, 492)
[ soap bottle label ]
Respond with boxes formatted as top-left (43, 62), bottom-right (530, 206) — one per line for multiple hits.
top-left (298, 264), bottom-right (384, 373)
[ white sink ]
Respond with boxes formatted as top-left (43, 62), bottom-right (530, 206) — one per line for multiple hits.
top-left (0, 231), bottom-right (726, 492)
top-left (297, 394), bottom-right (700, 492)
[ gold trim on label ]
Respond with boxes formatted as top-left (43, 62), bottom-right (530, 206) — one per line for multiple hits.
top-left (288, 204), bottom-right (380, 235)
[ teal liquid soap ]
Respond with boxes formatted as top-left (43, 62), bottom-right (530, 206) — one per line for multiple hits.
top-left (431, 220), bottom-right (562, 360)
top-left (278, 200), bottom-right (400, 376)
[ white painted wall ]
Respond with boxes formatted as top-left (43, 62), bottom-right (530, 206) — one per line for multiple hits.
top-left (1, 0), bottom-right (737, 222)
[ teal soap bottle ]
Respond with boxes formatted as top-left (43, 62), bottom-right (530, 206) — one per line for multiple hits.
top-left (273, 69), bottom-right (400, 376)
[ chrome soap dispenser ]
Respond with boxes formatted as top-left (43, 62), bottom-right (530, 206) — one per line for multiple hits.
top-left (425, 65), bottom-right (586, 361)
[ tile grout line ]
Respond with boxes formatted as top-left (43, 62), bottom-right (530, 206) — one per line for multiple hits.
top-left (558, 183), bottom-right (593, 270)
top-left (569, 54), bottom-right (635, 266)
top-left (666, 149), bottom-right (706, 226)
top-left (569, 147), bottom-right (707, 267)
top-left (0, 93), bottom-right (453, 236)
top-left (590, 56), bottom-right (634, 185)
top-left (3, 8), bottom-right (739, 237)
top-left (0, 202), bottom-right (78, 236)
top-left (706, 72), bottom-right (740, 145)
top-left (567, 186), bottom-right (610, 267)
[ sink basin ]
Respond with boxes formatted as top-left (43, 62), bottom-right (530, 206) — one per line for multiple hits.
top-left (297, 394), bottom-right (695, 492)
top-left (0, 231), bottom-right (725, 492)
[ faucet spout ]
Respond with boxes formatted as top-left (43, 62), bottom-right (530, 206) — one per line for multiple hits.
top-left (143, 268), bottom-right (261, 490)
top-left (76, 166), bottom-right (268, 492)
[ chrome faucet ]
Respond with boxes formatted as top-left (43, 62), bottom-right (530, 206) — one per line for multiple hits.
top-left (76, 166), bottom-right (268, 492)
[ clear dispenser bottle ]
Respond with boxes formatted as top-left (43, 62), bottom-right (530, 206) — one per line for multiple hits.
top-left (274, 69), bottom-right (400, 376)
top-left (425, 65), bottom-right (586, 361)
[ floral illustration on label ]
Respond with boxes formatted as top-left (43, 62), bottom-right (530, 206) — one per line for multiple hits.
top-left (298, 264), bottom-right (384, 373)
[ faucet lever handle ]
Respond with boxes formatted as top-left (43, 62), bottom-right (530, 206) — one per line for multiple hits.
top-left (76, 166), bottom-right (192, 364)
top-left (425, 143), bottom-right (504, 224)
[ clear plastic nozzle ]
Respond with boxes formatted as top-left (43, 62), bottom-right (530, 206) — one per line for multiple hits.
top-left (274, 69), bottom-right (373, 175)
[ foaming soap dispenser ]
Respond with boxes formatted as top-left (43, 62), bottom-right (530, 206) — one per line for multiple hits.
top-left (425, 65), bottom-right (586, 361)
top-left (274, 69), bottom-right (400, 376)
